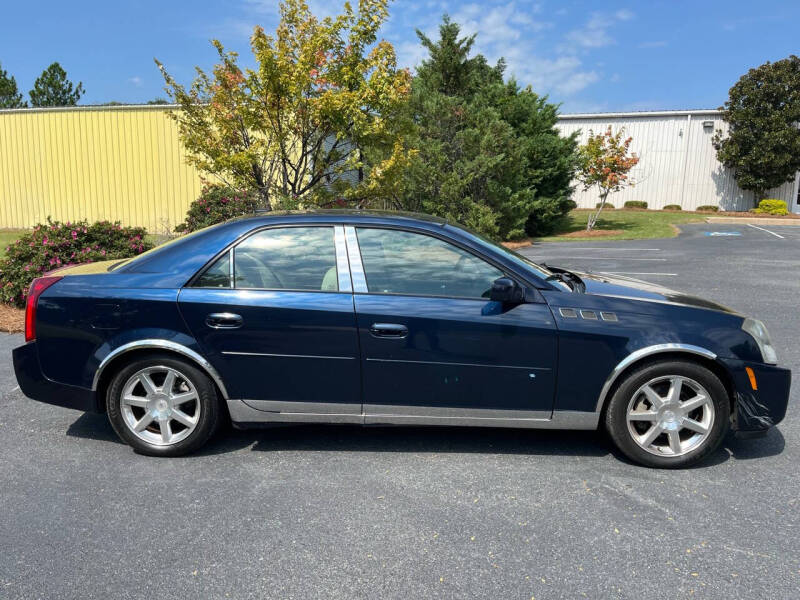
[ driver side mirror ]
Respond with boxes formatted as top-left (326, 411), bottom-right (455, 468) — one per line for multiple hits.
top-left (490, 277), bottom-right (525, 304)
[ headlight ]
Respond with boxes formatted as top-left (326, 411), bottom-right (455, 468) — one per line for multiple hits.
top-left (742, 318), bottom-right (778, 364)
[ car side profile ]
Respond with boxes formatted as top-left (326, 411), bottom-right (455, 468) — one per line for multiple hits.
top-left (13, 211), bottom-right (790, 468)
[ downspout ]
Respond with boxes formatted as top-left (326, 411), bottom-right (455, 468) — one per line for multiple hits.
top-left (678, 113), bottom-right (692, 208)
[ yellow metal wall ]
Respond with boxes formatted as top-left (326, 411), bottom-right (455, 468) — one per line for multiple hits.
top-left (0, 105), bottom-right (204, 232)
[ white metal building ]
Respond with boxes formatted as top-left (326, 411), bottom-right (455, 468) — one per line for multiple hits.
top-left (556, 109), bottom-right (800, 214)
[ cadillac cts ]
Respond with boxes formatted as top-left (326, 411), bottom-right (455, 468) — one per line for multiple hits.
top-left (13, 212), bottom-right (790, 468)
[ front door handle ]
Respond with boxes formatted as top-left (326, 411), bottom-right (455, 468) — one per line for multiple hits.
top-left (370, 323), bottom-right (408, 338)
top-left (206, 312), bottom-right (243, 329)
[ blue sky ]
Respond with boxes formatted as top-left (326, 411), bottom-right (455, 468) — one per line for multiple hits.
top-left (2, 0), bottom-right (799, 113)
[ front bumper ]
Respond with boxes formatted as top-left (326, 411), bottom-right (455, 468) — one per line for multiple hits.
top-left (719, 358), bottom-right (791, 433)
top-left (12, 341), bottom-right (98, 412)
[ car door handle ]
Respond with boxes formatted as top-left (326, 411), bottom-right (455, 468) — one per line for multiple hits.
top-left (370, 323), bottom-right (408, 338)
top-left (206, 313), bottom-right (243, 329)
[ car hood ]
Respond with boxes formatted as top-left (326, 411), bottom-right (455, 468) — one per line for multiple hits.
top-left (574, 271), bottom-right (738, 314)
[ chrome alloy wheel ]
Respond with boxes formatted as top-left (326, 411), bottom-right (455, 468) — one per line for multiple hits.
top-left (119, 366), bottom-right (201, 446)
top-left (625, 375), bottom-right (715, 457)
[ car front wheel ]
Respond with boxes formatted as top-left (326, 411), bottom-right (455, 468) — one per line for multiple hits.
top-left (605, 359), bottom-right (730, 468)
top-left (106, 354), bottom-right (221, 456)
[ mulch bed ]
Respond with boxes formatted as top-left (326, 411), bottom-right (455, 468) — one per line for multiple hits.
top-left (0, 304), bottom-right (24, 333)
top-left (707, 211), bottom-right (800, 218)
top-left (561, 229), bottom-right (624, 238)
top-left (502, 240), bottom-right (533, 249)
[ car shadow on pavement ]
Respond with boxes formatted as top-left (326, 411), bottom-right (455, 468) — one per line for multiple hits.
top-left (199, 425), bottom-right (614, 458)
top-left (65, 412), bottom-right (786, 465)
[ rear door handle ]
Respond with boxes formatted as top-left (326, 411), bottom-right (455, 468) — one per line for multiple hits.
top-left (369, 323), bottom-right (408, 338)
top-left (206, 312), bottom-right (243, 329)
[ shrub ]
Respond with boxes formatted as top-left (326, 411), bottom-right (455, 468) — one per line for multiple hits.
top-left (696, 205), bottom-right (719, 212)
top-left (663, 204), bottom-right (682, 211)
top-left (524, 197), bottom-right (578, 237)
top-left (624, 201), bottom-right (648, 209)
top-left (0, 218), bottom-right (152, 307)
top-left (595, 202), bottom-right (615, 210)
top-left (752, 198), bottom-right (789, 215)
top-left (174, 185), bottom-right (259, 233)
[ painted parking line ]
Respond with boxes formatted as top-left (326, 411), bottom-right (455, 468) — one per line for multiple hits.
top-left (746, 223), bottom-right (785, 239)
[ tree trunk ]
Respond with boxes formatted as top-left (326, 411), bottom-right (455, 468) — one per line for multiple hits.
top-left (587, 191), bottom-right (609, 231)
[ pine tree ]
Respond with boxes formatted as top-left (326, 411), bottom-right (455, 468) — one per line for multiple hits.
top-left (29, 62), bottom-right (84, 107)
top-left (399, 17), bottom-right (578, 240)
top-left (0, 62), bottom-right (26, 108)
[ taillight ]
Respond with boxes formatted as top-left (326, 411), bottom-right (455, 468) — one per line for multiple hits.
top-left (24, 276), bottom-right (62, 342)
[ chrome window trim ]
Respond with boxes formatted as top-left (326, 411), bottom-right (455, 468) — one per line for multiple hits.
top-left (333, 225), bottom-right (353, 293)
top-left (343, 226), bottom-right (368, 293)
top-left (594, 343), bottom-right (717, 413)
top-left (92, 339), bottom-right (229, 400)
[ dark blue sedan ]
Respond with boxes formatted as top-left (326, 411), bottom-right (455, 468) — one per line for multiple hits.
top-left (13, 211), bottom-right (790, 467)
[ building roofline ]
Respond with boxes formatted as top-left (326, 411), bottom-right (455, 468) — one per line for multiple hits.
top-left (558, 109), bottom-right (722, 120)
top-left (0, 103), bottom-right (179, 115)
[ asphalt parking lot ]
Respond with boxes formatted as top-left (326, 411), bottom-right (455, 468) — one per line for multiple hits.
top-left (1, 222), bottom-right (798, 599)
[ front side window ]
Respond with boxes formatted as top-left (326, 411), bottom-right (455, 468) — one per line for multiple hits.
top-left (194, 226), bottom-right (338, 291)
top-left (356, 228), bottom-right (504, 299)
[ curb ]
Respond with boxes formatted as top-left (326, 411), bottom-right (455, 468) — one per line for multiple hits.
top-left (706, 216), bottom-right (800, 226)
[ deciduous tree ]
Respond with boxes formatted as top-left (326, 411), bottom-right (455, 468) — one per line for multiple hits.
top-left (29, 62), bottom-right (84, 107)
top-left (713, 55), bottom-right (800, 200)
top-left (578, 127), bottom-right (639, 231)
top-left (157, 0), bottom-right (412, 210)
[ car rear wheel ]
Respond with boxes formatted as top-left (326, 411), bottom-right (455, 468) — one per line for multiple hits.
top-left (106, 354), bottom-right (221, 456)
top-left (605, 360), bottom-right (730, 468)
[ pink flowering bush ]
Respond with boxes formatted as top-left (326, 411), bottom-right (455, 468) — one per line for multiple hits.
top-left (174, 185), bottom-right (259, 233)
top-left (0, 218), bottom-right (152, 307)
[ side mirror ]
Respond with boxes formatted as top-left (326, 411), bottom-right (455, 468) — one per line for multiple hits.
top-left (489, 277), bottom-right (525, 304)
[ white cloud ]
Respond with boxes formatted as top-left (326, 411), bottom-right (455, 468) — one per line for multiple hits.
top-left (128, 76), bottom-right (143, 87)
top-left (564, 10), bottom-right (634, 50)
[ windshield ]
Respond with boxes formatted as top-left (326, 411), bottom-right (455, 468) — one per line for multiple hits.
top-left (109, 228), bottom-right (205, 271)
top-left (447, 225), bottom-right (571, 290)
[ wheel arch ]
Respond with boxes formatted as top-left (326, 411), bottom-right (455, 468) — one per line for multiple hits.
top-left (595, 344), bottom-right (736, 417)
top-left (92, 340), bottom-right (230, 412)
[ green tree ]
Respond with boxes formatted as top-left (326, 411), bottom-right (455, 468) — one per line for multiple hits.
top-left (29, 62), bottom-right (84, 107)
top-left (713, 55), bottom-right (800, 200)
top-left (157, 0), bottom-right (412, 210)
top-left (397, 17), bottom-right (578, 240)
top-left (0, 62), bottom-right (26, 108)
top-left (146, 97), bottom-right (169, 105)
top-left (577, 127), bottom-right (639, 231)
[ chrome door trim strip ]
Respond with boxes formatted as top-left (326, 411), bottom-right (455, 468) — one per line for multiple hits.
top-left (333, 225), bottom-right (353, 293)
top-left (365, 357), bottom-right (551, 371)
top-left (225, 400), bottom-right (600, 430)
top-left (594, 343), bottom-right (718, 412)
top-left (241, 400), bottom-right (362, 415)
top-left (363, 405), bottom-right (552, 419)
top-left (343, 226), bottom-right (368, 293)
top-left (92, 339), bottom-right (229, 399)
top-left (221, 351), bottom-right (355, 360)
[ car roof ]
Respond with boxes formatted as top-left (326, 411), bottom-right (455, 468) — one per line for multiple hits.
top-left (228, 209), bottom-right (449, 228)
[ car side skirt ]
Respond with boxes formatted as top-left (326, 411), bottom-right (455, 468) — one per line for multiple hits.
top-left (227, 400), bottom-right (600, 430)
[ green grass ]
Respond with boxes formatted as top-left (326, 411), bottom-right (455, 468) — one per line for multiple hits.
top-left (533, 209), bottom-right (706, 242)
top-left (0, 230), bottom-right (28, 259)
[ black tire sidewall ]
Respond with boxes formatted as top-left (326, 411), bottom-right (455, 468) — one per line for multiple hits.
top-left (605, 360), bottom-right (730, 468)
top-left (106, 354), bottom-right (220, 457)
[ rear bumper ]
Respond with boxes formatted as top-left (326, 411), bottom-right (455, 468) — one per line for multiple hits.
top-left (719, 358), bottom-right (791, 433)
top-left (12, 341), bottom-right (98, 412)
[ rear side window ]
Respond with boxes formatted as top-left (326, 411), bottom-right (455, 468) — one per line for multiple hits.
top-left (355, 228), bottom-right (503, 299)
top-left (194, 226), bottom-right (339, 291)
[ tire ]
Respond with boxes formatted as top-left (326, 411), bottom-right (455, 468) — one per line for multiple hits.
top-left (604, 359), bottom-right (730, 468)
top-left (106, 354), bottom-right (221, 457)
